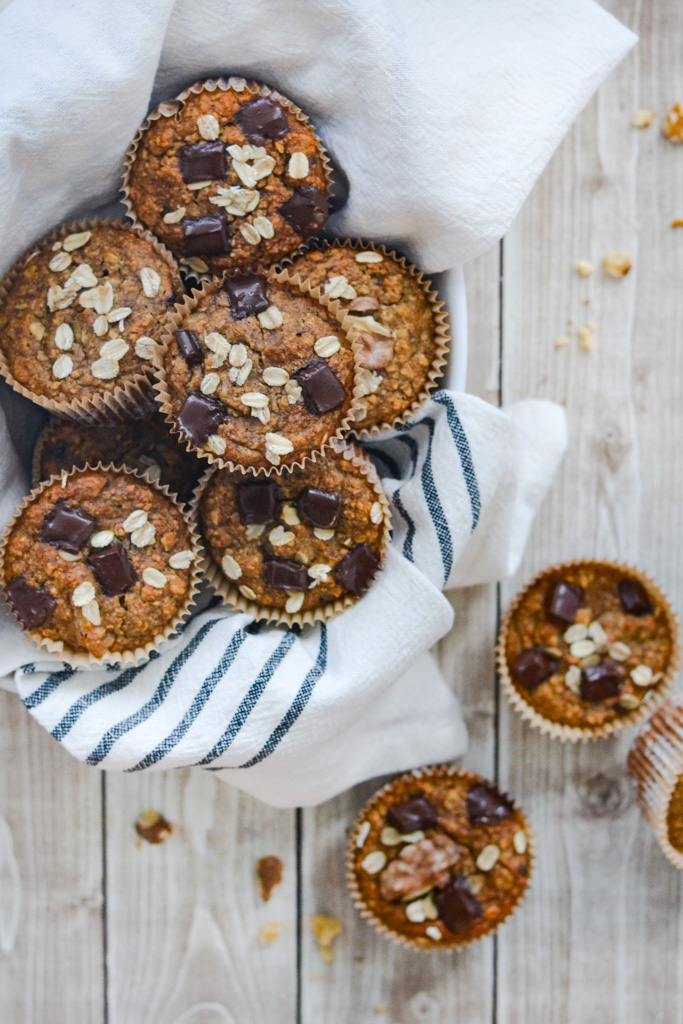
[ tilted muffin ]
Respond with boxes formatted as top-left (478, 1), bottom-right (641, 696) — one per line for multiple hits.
top-left (195, 441), bottom-right (390, 624)
top-left (498, 559), bottom-right (680, 741)
top-left (0, 221), bottom-right (181, 419)
top-left (34, 410), bottom-right (204, 504)
top-left (347, 765), bottom-right (532, 950)
top-left (628, 697), bottom-right (683, 872)
top-left (155, 270), bottom-right (361, 474)
top-left (0, 466), bottom-right (203, 665)
top-left (285, 241), bottom-right (449, 433)
top-left (123, 77), bottom-right (331, 276)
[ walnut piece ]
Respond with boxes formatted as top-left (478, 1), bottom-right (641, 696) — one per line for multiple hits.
top-left (134, 808), bottom-right (173, 845)
top-left (256, 855), bottom-right (283, 901)
top-left (379, 834), bottom-right (461, 902)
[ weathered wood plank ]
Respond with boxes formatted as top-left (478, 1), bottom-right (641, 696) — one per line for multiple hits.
top-left (0, 690), bottom-right (104, 1024)
top-left (498, 1), bottom-right (683, 1021)
top-left (105, 769), bottom-right (297, 1024)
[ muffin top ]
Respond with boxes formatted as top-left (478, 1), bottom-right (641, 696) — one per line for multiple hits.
top-left (503, 561), bottom-right (676, 731)
top-left (126, 82), bottom-right (330, 276)
top-left (3, 469), bottom-right (198, 660)
top-left (667, 773), bottom-right (683, 853)
top-left (0, 224), bottom-right (180, 409)
top-left (159, 273), bottom-right (358, 472)
top-left (35, 411), bottom-right (203, 504)
top-left (199, 444), bottom-right (387, 617)
top-left (350, 767), bottom-right (531, 948)
top-left (287, 244), bottom-right (443, 431)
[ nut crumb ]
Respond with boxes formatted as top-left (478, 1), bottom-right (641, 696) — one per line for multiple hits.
top-left (554, 334), bottom-right (569, 349)
top-left (662, 102), bottom-right (683, 143)
top-left (134, 808), bottom-right (173, 845)
top-left (671, 219), bottom-right (683, 229)
top-left (309, 913), bottom-right (341, 964)
top-left (578, 321), bottom-right (596, 351)
top-left (256, 855), bottom-right (283, 901)
top-left (576, 259), bottom-right (595, 277)
top-left (603, 251), bottom-right (632, 279)
top-left (258, 921), bottom-right (284, 944)
top-left (631, 109), bottom-right (657, 128)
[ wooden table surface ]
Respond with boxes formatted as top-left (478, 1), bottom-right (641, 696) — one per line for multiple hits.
top-left (2, 2), bottom-right (683, 1021)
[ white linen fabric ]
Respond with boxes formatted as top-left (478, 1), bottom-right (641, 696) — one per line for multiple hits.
top-left (0, 0), bottom-right (632, 804)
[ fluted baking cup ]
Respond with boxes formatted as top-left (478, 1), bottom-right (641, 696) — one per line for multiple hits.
top-left (345, 764), bottom-right (534, 952)
top-left (0, 219), bottom-right (182, 423)
top-left (276, 238), bottom-right (450, 437)
top-left (191, 438), bottom-right (391, 628)
top-left (628, 696), bottom-right (683, 871)
top-left (153, 266), bottom-right (365, 476)
top-left (122, 76), bottom-right (334, 279)
top-left (0, 463), bottom-right (206, 669)
top-left (497, 559), bottom-right (680, 743)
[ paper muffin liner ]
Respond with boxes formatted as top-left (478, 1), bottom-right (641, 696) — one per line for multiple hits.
top-left (497, 559), bottom-right (681, 743)
top-left (275, 238), bottom-right (450, 437)
top-left (153, 265), bottom-right (366, 476)
top-left (121, 76), bottom-right (334, 280)
top-left (345, 763), bottom-right (535, 952)
top-left (0, 219), bottom-right (182, 424)
top-left (628, 695), bottom-right (683, 871)
top-left (0, 462), bottom-right (206, 669)
top-left (190, 437), bottom-right (391, 628)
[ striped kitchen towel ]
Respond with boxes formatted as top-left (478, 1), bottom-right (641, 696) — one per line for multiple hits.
top-left (0, 392), bottom-right (566, 806)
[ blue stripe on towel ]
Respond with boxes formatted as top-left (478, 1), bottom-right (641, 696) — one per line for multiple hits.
top-left (237, 625), bottom-right (328, 768)
top-left (392, 489), bottom-right (415, 562)
top-left (24, 666), bottom-right (76, 708)
top-left (362, 444), bottom-right (402, 480)
top-left (84, 618), bottom-right (222, 765)
top-left (398, 415), bottom-right (452, 583)
top-left (129, 626), bottom-right (248, 771)
top-left (433, 391), bottom-right (481, 531)
top-left (197, 631), bottom-right (296, 766)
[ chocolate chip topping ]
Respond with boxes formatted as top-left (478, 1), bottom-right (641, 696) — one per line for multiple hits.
top-left (297, 486), bottom-right (342, 529)
top-left (182, 214), bottom-right (231, 256)
top-left (178, 140), bottom-right (227, 183)
top-left (176, 392), bottom-right (227, 446)
top-left (545, 579), bottom-right (584, 625)
top-left (618, 578), bottom-right (654, 617)
top-left (5, 575), bottom-right (56, 629)
top-left (175, 329), bottom-right (204, 366)
top-left (224, 273), bottom-right (270, 320)
top-left (387, 796), bottom-right (438, 834)
top-left (278, 185), bottom-right (329, 238)
top-left (236, 479), bottom-right (281, 525)
top-left (294, 358), bottom-right (347, 415)
top-left (466, 782), bottom-right (514, 826)
top-left (234, 96), bottom-right (290, 145)
top-left (40, 499), bottom-right (97, 553)
top-left (434, 876), bottom-right (484, 935)
top-left (87, 542), bottom-right (137, 597)
top-left (580, 660), bottom-right (624, 702)
top-left (510, 646), bottom-right (558, 691)
top-left (332, 543), bottom-right (380, 596)
top-left (263, 557), bottom-right (309, 591)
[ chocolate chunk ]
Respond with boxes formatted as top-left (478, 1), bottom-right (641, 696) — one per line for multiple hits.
top-left (235, 96), bottom-right (290, 144)
top-left (387, 796), bottom-right (438, 834)
top-left (580, 660), bottom-right (624, 702)
top-left (176, 392), bottom-right (227, 446)
top-left (545, 579), bottom-right (584, 625)
top-left (618, 578), bottom-right (654, 616)
top-left (87, 542), bottom-right (137, 597)
top-left (434, 876), bottom-right (483, 935)
top-left (278, 185), bottom-right (329, 238)
top-left (263, 557), bottom-right (309, 591)
top-left (175, 329), bottom-right (204, 366)
top-left (182, 214), bottom-right (231, 257)
top-left (224, 273), bottom-right (270, 320)
top-left (294, 358), bottom-right (346, 415)
top-left (235, 479), bottom-right (280, 525)
top-left (41, 499), bottom-right (97, 552)
top-left (466, 782), bottom-right (514, 826)
top-left (178, 140), bottom-right (227, 183)
top-left (510, 647), bottom-right (557, 691)
top-left (297, 487), bottom-right (342, 529)
top-left (332, 543), bottom-right (380, 596)
top-left (5, 576), bottom-right (56, 629)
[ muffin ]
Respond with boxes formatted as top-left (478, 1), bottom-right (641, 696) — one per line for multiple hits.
top-left (0, 221), bottom-right (181, 420)
top-left (123, 77), bottom-right (331, 276)
top-left (155, 270), bottom-right (361, 474)
top-left (0, 466), bottom-right (203, 666)
top-left (34, 410), bottom-right (203, 504)
top-left (498, 559), bottom-right (680, 741)
top-left (628, 696), bottom-right (683, 871)
top-left (347, 765), bottom-right (532, 950)
top-left (195, 441), bottom-right (390, 625)
top-left (284, 241), bottom-right (449, 433)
